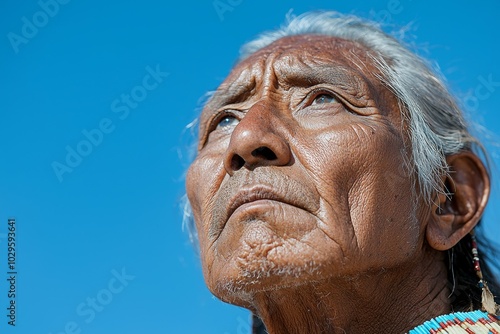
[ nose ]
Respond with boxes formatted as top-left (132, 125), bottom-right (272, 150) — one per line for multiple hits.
top-left (223, 102), bottom-right (292, 175)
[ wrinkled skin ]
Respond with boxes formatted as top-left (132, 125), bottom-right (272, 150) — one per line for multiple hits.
top-left (185, 35), bottom-right (489, 333)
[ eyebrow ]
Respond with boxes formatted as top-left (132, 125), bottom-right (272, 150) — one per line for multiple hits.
top-left (198, 60), bottom-right (374, 138)
top-left (276, 62), bottom-right (370, 94)
top-left (198, 70), bottom-right (254, 126)
top-left (205, 80), bottom-right (255, 111)
top-left (204, 63), bottom-right (368, 106)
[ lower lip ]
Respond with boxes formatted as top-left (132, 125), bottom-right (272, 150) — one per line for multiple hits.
top-left (230, 199), bottom-right (281, 218)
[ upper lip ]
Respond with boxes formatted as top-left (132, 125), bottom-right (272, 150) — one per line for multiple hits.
top-left (209, 172), bottom-right (319, 241)
top-left (226, 186), bottom-right (293, 219)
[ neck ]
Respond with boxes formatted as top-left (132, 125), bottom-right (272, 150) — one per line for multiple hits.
top-left (250, 251), bottom-right (451, 334)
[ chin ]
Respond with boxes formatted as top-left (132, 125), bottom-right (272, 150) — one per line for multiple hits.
top-left (203, 209), bottom-right (335, 302)
top-left (206, 252), bottom-right (326, 304)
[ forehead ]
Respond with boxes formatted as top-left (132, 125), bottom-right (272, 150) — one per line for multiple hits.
top-left (228, 35), bottom-right (380, 86)
top-left (204, 35), bottom-right (387, 109)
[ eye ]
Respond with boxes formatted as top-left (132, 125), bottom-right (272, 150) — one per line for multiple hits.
top-left (216, 115), bottom-right (239, 130)
top-left (311, 93), bottom-right (337, 105)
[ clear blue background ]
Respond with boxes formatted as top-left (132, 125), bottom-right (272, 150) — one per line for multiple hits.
top-left (1, 0), bottom-right (499, 333)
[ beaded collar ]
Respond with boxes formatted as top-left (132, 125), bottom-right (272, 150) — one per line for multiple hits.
top-left (409, 310), bottom-right (500, 333)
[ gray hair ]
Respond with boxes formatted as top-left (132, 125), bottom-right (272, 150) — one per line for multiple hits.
top-left (238, 11), bottom-right (483, 201)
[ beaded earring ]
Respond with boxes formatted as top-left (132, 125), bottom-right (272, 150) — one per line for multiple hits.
top-left (470, 230), bottom-right (497, 314)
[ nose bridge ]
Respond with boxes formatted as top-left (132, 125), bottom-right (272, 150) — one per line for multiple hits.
top-left (232, 99), bottom-right (281, 152)
top-left (223, 99), bottom-right (291, 174)
top-left (234, 53), bottom-right (281, 129)
top-left (244, 99), bottom-right (276, 129)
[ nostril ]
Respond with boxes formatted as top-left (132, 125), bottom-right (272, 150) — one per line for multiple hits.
top-left (251, 147), bottom-right (277, 160)
top-left (230, 155), bottom-right (245, 171)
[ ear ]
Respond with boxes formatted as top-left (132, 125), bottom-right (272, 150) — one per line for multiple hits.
top-left (426, 151), bottom-right (490, 251)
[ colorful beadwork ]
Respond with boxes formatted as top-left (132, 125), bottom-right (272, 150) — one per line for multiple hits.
top-left (408, 310), bottom-right (500, 333)
top-left (470, 231), bottom-right (485, 288)
top-left (470, 230), bottom-right (497, 314)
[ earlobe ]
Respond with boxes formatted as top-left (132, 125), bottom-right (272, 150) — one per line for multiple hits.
top-left (426, 151), bottom-right (490, 251)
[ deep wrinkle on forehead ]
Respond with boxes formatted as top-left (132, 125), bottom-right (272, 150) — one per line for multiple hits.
top-left (199, 35), bottom-right (388, 142)
top-left (272, 57), bottom-right (376, 107)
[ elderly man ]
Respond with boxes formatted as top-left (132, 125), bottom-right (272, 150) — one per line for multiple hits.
top-left (185, 11), bottom-right (499, 333)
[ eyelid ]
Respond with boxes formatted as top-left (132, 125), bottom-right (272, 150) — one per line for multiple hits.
top-left (209, 109), bottom-right (240, 130)
top-left (200, 109), bottom-right (241, 147)
top-left (302, 87), bottom-right (342, 108)
top-left (302, 84), bottom-right (380, 118)
top-left (301, 86), bottom-right (372, 116)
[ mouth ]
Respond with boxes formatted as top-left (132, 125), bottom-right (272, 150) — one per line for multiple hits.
top-left (226, 186), bottom-right (294, 220)
top-left (209, 173), bottom-right (319, 241)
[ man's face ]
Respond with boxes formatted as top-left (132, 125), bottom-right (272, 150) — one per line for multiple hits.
top-left (186, 35), bottom-right (427, 304)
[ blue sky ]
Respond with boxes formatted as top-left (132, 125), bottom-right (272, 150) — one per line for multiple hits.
top-left (1, 0), bottom-right (499, 333)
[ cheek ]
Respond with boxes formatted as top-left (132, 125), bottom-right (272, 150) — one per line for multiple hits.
top-left (349, 163), bottom-right (420, 261)
top-left (299, 119), bottom-right (421, 268)
top-left (186, 153), bottom-right (226, 258)
top-left (346, 128), bottom-right (421, 266)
